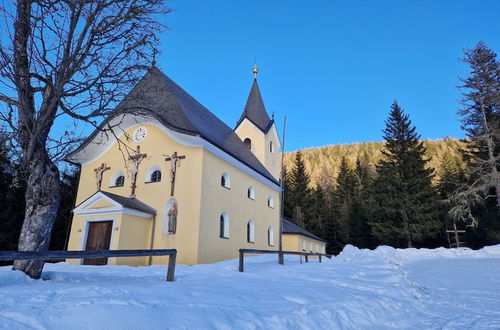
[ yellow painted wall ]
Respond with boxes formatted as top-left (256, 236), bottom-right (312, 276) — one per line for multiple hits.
top-left (196, 149), bottom-right (280, 264)
top-left (89, 200), bottom-right (114, 209)
top-left (235, 120), bottom-right (266, 165)
top-left (68, 123), bottom-right (204, 266)
top-left (114, 214), bottom-right (153, 266)
top-left (282, 234), bottom-right (326, 255)
top-left (264, 124), bottom-right (280, 180)
top-left (235, 119), bottom-right (281, 180)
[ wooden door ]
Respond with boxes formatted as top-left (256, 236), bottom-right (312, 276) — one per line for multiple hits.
top-left (83, 221), bottom-right (113, 265)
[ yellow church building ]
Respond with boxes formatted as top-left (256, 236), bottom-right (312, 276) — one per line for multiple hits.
top-left (66, 66), bottom-right (326, 266)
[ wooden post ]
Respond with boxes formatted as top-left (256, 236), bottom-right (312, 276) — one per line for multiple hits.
top-left (319, 254), bottom-right (322, 263)
top-left (239, 251), bottom-right (244, 272)
top-left (278, 252), bottom-right (284, 265)
top-left (305, 255), bottom-right (308, 263)
top-left (166, 253), bottom-right (176, 282)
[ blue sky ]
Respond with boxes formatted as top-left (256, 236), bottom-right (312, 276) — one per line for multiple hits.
top-left (155, 1), bottom-right (499, 151)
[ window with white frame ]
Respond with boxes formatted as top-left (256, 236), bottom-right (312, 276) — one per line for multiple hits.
top-left (301, 239), bottom-right (306, 251)
top-left (110, 170), bottom-right (125, 187)
top-left (219, 212), bottom-right (229, 238)
top-left (221, 172), bottom-right (230, 188)
top-left (247, 220), bottom-right (255, 243)
top-left (309, 241), bottom-right (313, 252)
top-left (267, 196), bottom-right (274, 208)
top-left (247, 186), bottom-right (255, 200)
top-left (268, 226), bottom-right (274, 246)
top-left (145, 165), bottom-right (162, 183)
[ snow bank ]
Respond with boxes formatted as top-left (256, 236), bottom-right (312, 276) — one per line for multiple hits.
top-left (1, 245), bottom-right (499, 329)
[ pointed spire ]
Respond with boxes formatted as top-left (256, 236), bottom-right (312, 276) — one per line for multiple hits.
top-left (235, 66), bottom-right (273, 132)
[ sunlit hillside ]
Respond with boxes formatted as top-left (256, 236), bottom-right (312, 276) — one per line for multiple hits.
top-left (284, 137), bottom-right (465, 187)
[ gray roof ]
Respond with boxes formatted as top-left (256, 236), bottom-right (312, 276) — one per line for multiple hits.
top-left (282, 219), bottom-right (328, 243)
top-left (236, 79), bottom-right (273, 133)
top-left (77, 191), bottom-right (157, 215)
top-left (68, 67), bottom-right (279, 185)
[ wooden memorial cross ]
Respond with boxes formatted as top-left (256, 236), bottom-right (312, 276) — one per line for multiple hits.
top-left (94, 163), bottom-right (111, 191)
top-left (446, 222), bottom-right (466, 248)
top-left (165, 152), bottom-right (186, 196)
top-left (129, 146), bottom-right (147, 198)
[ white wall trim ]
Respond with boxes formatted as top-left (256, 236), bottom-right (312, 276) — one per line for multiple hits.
top-left (73, 191), bottom-right (154, 219)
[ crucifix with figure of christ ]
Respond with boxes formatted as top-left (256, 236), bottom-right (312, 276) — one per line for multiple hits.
top-left (94, 163), bottom-right (110, 191)
top-left (165, 151), bottom-right (186, 196)
top-left (129, 146), bottom-right (147, 198)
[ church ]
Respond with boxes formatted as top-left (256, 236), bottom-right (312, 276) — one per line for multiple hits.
top-left (66, 66), bottom-right (326, 266)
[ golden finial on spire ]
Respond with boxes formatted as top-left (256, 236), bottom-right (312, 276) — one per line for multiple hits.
top-left (252, 63), bottom-right (259, 79)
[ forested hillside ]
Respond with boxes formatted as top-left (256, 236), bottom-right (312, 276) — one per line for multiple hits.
top-left (284, 137), bottom-right (465, 187)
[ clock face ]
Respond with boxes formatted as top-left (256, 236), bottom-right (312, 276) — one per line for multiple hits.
top-left (133, 127), bottom-right (147, 143)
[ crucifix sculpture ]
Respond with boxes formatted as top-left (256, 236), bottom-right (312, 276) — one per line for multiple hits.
top-left (165, 151), bottom-right (186, 196)
top-left (129, 145), bottom-right (147, 198)
top-left (94, 163), bottom-right (110, 191)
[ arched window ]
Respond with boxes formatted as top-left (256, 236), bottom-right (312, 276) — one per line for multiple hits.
top-left (110, 170), bottom-right (125, 187)
top-left (268, 226), bottom-right (274, 246)
top-left (115, 176), bottom-right (125, 187)
top-left (247, 186), bottom-right (255, 200)
top-left (151, 170), bottom-right (161, 182)
top-left (219, 212), bottom-right (229, 238)
top-left (269, 141), bottom-right (273, 153)
top-left (221, 172), bottom-right (230, 188)
top-left (162, 199), bottom-right (178, 234)
top-left (267, 196), bottom-right (274, 208)
top-left (243, 138), bottom-right (252, 150)
top-left (247, 220), bottom-right (255, 243)
top-left (145, 165), bottom-right (162, 183)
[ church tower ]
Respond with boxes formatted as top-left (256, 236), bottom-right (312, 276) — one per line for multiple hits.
top-left (235, 65), bottom-right (281, 180)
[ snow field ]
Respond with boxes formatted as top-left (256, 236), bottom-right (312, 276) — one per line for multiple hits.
top-left (1, 245), bottom-right (499, 329)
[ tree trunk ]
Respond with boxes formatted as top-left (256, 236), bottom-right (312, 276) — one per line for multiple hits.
top-left (13, 150), bottom-right (60, 279)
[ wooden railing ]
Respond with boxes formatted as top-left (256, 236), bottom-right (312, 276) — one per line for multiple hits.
top-left (0, 249), bottom-right (178, 281)
top-left (238, 249), bottom-right (332, 272)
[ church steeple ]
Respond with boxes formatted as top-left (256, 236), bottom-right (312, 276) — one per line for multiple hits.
top-left (234, 66), bottom-right (281, 180)
top-left (236, 67), bottom-right (272, 133)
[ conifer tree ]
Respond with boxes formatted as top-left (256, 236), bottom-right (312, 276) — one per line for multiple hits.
top-left (288, 151), bottom-right (314, 227)
top-left (332, 157), bottom-right (357, 247)
top-left (449, 42), bottom-right (500, 226)
top-left (0, 139), bottom-right (25, 257)
top-left (371, 101), bottom-right (440, 248)
top-left (348, 156), bottom-right (376, 248)
top-left (310, 186), bottom-right (328, 238)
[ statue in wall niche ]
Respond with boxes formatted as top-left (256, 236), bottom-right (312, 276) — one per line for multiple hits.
top-left (168, 202), bottom-right (178, 233)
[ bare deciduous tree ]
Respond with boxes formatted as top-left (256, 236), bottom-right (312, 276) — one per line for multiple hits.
top-left (0, 0), bottom-right (170, 278)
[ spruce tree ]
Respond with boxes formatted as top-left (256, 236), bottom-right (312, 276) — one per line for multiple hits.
top-left (332, 157), bottom-right (357, 246)
top-left (449, 42), bottom-right (500, 226)
top-left (371, 101), bottom-right (440, 248)
top-left (310, 186), bottom-right (328, 238)
top-left (348, 156), bottom-right (376, 248)
top-left (288, 151), bottom-right (314, 227)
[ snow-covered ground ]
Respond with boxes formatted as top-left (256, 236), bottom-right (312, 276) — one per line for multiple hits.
top-left (1, 245), bottom-right (500, 329)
